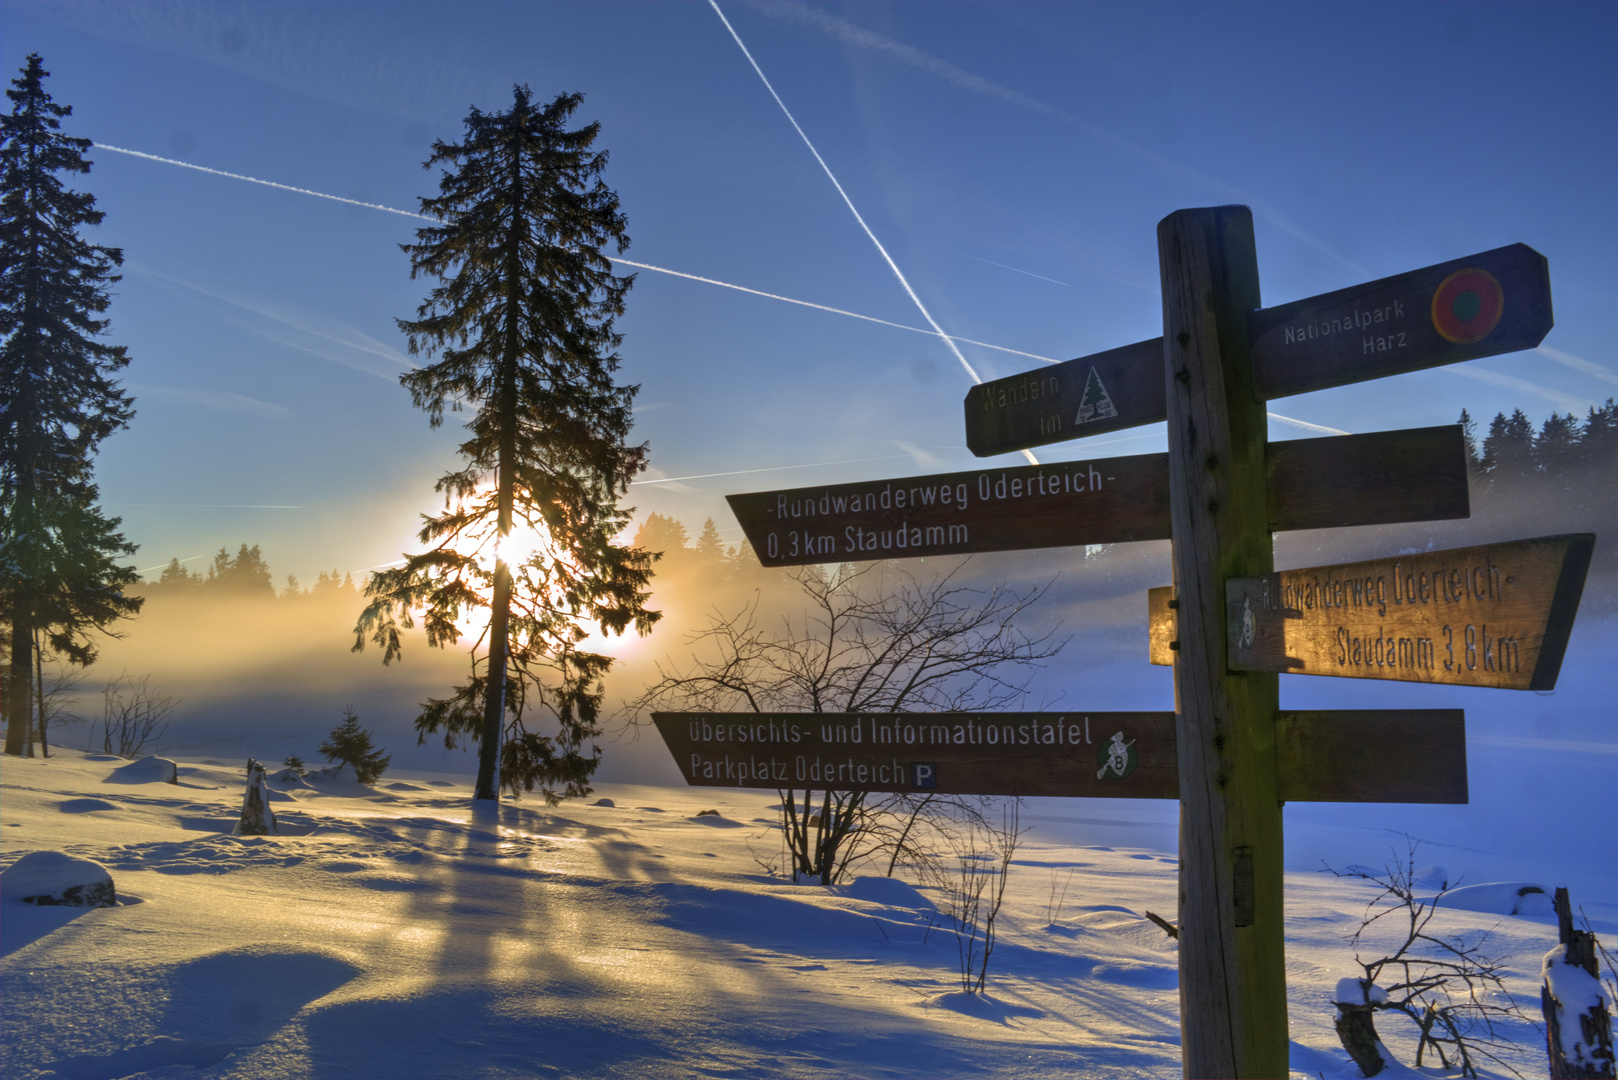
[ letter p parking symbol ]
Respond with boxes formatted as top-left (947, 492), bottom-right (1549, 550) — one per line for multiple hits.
top-left (911, 763), bottom-right (937, 790)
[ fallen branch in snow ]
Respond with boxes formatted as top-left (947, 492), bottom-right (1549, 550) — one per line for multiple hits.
top-left (1144, 910), bottom-right (1179, 940)
top-left (1323, 838), bottom-right (1533, 1078)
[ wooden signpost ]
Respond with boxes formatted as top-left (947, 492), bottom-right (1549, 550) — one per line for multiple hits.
top-left (652, 711), bottom-right (1180, 799)
top-left (652, 709), bottom-right (1467, 804)
top-left (1149, 534), bottom-right (1593, 691)
top-left (728, 425), bottom-right (1470, 568)
top-left (965, 242), bottom-right (1552, 458)
top-left (652, 208), bottom-right (1589, 1079)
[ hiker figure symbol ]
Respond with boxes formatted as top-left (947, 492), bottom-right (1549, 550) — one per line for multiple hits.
top-left (1096, 730), bottom-right (1138, 780)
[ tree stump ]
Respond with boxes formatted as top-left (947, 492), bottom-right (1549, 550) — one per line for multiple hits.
top-left (1543, 887), bottom-right (1615, 1079)
top-left (236, 758), bottom-right (278, 836)
top-left (1334, 978), bottom-right (1392, 1077)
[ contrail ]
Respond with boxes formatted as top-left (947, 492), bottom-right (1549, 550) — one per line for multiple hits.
top-left (1450, 366), bottom-right (1591, 414)
top-left (136, 553), bottom-right (207, 575)
top-left (95, 144), bottom-right (430, 219)
top-left (1266, 413), bottom-right (1349, 436)
top-left (705, 1), bottom-right (1047, 464)
top-left (97, 140), bottom-right (1346, 442)
top-left (95, 143), bottom-right (1055, 365)
top-left (111, 503), bottom-right (302, 508)
top-left (632, 452), bottom-right (922, 486)
top-left (757, 2), bottom-right (1374, 280)
top-left (965, 254), bottom-right (1071, 287)
top-left (1536, 345), bottom-right (1616, 386)
top-left (611, 261), bottom-right (1057, 363)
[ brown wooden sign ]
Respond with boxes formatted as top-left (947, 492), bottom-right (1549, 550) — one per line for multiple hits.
top-left (650, 709), bottom-right (1467, 804)
top-left (727, 451), bottom-right (1168, 567)
top-left (1276, 710), bottom-right (1467, 804)
top-left (965, 337), bottom-right (1164, 457)
top-left (1249, 243), bottom-right (1553, 401)
top-left (651, 711), bottom-right (1179, 799)
top-left (729, 426), bottom-right (1468, 567)
top-left (1148, 534), bottom-right (1592, 689)
top-left (1148, 585), bottom-right (1177, 667)
top-left (965, 244), bottom-right (1552, 457)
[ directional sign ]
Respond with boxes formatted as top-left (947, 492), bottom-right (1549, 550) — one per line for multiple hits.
top-left (1149, 534), bottom-right (1592, 689)
top-left (729, 425), bottom-right (1468, 567)
top-left (651, 711), bottom-right (1179, 799)
top-left (1248, 243), bottom-right (1552, 400)
top-left (727, 451), bottom-right (1169, 567)
top-left (965, 337), bottom-right (1164, 457)
top-left (1276, 710), bottom-right (1467, 804)
top-left (965, 243), bottom-right (1552, 457)
top-left (650, 709), bottom-right (1468, 804)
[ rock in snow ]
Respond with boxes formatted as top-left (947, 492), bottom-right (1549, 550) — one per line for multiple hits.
top-left (2, 850), bottom-right (117, 907)
top-left (106, 756), bottom-right (179, 784)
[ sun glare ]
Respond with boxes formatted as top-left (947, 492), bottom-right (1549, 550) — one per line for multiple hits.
top-left (432, 493), bottom-right (646, 661)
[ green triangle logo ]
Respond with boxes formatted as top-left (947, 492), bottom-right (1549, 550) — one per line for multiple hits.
top-left (1076, 366), bottom-right (1118, 425)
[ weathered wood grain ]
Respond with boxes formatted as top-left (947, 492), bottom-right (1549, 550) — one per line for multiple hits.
top-left (1276, 710), bottom-right (1467, 804)
top-left (1225, 534), bottom-right (1594, 691)
top-left (726, 451), bottom-right (1172, 567)
top-left (963, 243), bottom-right (1551, 457)
top-left (653, 710), bottom-right (1469, 806)
top-left (1251, 243), bottom-right (1553, 401)
top-left (1265, 425), bottom-right (1469, 531)
top-left (729, 426), bottom-right (1469, 568)
top-left (1148, 585), bottom-right (1177, 666)
top-left (965, 337), bottom-right (1165, 457)
top-left (650, 712), bottom-right (1178, 799)
top-left (1159, 205), bottom-right (1288, 1080)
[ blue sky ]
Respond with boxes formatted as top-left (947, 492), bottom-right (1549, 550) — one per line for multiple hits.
top-left (3, 0), bottom-right (1615, 586)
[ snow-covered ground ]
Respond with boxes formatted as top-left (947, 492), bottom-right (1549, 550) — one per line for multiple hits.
top-left (4, 746), bottom-right (1611, 1079)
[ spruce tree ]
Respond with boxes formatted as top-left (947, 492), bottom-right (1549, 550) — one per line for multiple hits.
top-left (318, 706), bottom-right (390, 784)
top-left (355, 87), bottom-right (657, 805)
top-left (693, 517), bottom-right (725, 566)
top-left (1457, 408), bottom-right (1481, 476)
top-left (1, 55), bottom-right (140, 756)
top-left (203, 543), bottom-right (274, 595)
top-left (1480, 408), bottom-right (1534, 484)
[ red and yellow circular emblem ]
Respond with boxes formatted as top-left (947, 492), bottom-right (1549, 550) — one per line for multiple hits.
top-left (1431, 267), bottom-right (1504, 344)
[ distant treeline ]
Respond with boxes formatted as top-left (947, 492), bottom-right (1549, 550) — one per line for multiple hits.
top-left (1462, 397), bottom-right (1614, 490)
top-left (137, 544), bottom-right (360, 601)
top-left (631, 514), bottom-right (773, 590)
top-left (135, 399), bottom-right (1614, 606)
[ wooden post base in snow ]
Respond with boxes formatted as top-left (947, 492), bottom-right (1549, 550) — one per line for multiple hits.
top-left (1543, 887), bottom-right (1615, 1079)
top-left (236, 758), bottom-right (278, 836)
top-left (1334, 979), bottom-right (1394, 1078)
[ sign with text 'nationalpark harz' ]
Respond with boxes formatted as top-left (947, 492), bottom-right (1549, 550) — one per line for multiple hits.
top-left (650, 710), bottom-right (1468, 804)
top-left (651, 711), bottom-right (1180, 799)
top-left (1247, 242), bottom-right (1552, 400)
top-left (965, 243), bottom-right (1552, 457)
top-left (1150, 534), bottom-right (1592, 690)
top-left (728, 425), bottom-right (1468, 568)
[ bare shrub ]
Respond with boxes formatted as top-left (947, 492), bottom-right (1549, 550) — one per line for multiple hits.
top-left (636, 561), bottom-right (1062, 885)
top-left (1325, 840), bottom-right (1532, 1077)
top-left (96, 671), bottom-right (178, 757)
top-left (940, 801), bottom-right (1023, 995)
top-left (34, 659), bottom-right (88, 757)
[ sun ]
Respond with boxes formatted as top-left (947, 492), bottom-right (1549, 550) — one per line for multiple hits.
top-left (435, 496), bottom-right (646, 660)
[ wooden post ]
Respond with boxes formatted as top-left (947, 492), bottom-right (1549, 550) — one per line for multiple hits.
top-left (1544, 887), bottom-right (1616, 1079)
top-left (1158, 206), bottom-right (1288, 1078)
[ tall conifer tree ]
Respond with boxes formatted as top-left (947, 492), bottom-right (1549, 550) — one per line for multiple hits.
top-left (1, 55), bottom-right (140, 756)
top-left (355, 87), bottom-right (657, 804)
